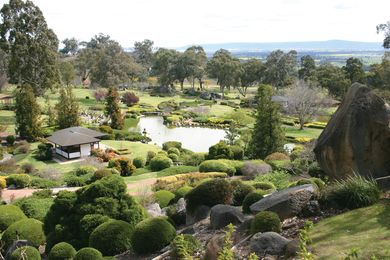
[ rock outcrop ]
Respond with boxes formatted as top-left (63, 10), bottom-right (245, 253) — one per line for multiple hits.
top-left (250, 232), bottom-right (290, 256)
top-left (250, 184), bottom-right (317, 220)
top-left (210, 204), bottom-right (245, 229)
top-left (314, 83), bottom-right (390, 184)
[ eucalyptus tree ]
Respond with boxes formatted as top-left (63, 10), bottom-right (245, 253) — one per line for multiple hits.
top-left (152, 48), bottom-right (179, 87)
top-left (183, 46), bottom-right (207, 90)
top-left (238, 59), bottom-right (265, 97)
top-left (263, 50), bottom-right (297, 89)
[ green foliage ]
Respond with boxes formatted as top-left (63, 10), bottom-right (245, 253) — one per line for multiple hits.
top-left (181, 152), bottom-right (206, 166)
top-left (169, 153), bottom-right (179, 162)
top-left (89, 220), bottom-right (134, 256)
top-left (79, 214), bottom-right (111, 244)
top-left (157, 166), bottom-right (198, 177)
top-left (105, 87), bottom-right (123, 129)
top-left (92, 168), bottom-right (115, 181)
top-left (230, 180), bottom-right (255, 206)
top-left (76, 166), bottom-right (97, 176)
top-left (108, 157), bottom-right (136, 176)
top-left (249, 85), bottom-right (284, 159)
top-left (150, 155), bottom-right (173, 171)
top-left (322, 175), bottom-right (380, 209)
top-left (154, 190), bottom-right (175, 208)
top-left (251, 181), bottom-right (276, 191)
top-left (162, 141), bottom-right (182, 151)
top-left (250, 211), bottom-right (281, 234)
top-left (264, 152), bottom-right (290, 163)
top-left (10, 246), bottom-right (41, 260)
top-left (6, 135), bottom-right (15, 145)
top-left (298, 221), bottom-right (314, 260)
top-left (230, 145), bottom-right (244, 160)
top-left (74, 247), bottom-right (103, 260)
top-left (37, 143), bottom-right (53, 161)
top-left (48, 242), bottom-right (77, 260)
top-left (170, 234), bottom-right (201, 260)
top-left (0, 204), bottom-right (27, 232)
top-left (217, 223), bottom-right (235, 260)
top-left (13, 197), bottom-right (53, 221)
top-left (185, 178), bottom-right (232, 212)
top-left (207, 141), bottom-right (233, 160)
top-left (2, 218), bottom-right (46, 249)
top-left (263, 50), bottom-right (297, 88)
top-left (131, 217), bottom-right (177, 255)
top-left (56, 86), bottom-right (80, 129)
top-left (133, 157), bottom-right (145, 168)
top-left (6, 174), bottom-right (31, 188)
top-left (254, 171), bottom-right (291, 190)
top-left (242, 191), bottom-right (264, 214)
top-left (174, 186), bottom-right (193, 199)
top-left (167, 147), bottom-right (180, 156)
top-left (199, 160), bottom-right (236, 176)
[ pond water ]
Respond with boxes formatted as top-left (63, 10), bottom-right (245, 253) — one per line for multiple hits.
top-left (134, 116), bottom-right (227, 152)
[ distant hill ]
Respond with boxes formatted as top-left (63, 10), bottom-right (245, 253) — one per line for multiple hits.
top-left (176, 40), bottom-right (384, 53)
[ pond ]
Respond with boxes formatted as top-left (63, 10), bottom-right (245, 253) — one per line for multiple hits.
top-left (133, 116), bottom-right (227, 152)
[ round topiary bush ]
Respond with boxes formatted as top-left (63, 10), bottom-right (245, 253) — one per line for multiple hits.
top-left (93, 169), bottom-right (113, 180)
top-left (174, 186), bottom-right (193, 199)
top-left (154, 190), bottom-right (175, 208)
top-left (10, 246), bottom-right (41, 260)
top-left (80, 214), bottom-right (111, 243)
top-left (14, 197), bottom-right (53, 222)
top-left (0, 205), bottom-right (27, 232)
top-left (89, 220), bottom-right (134, 256)
top-left (167, 147), bottom-right (180, 156)
top-left (2, 218), bottom-right (46, 249)
top-left (162, 141), bottom-right (182, 151)
top-left (131, 217), bottom-right (176, 255)
top-left (250, 211), bottom-right (281, 234)
top-left (242, 192), bottom-right (264, 214)
top-left (168, 153), bottom-right (179, 162)
top-left (230, 180), bottom-right (255, 206)
top-left (133, 157), bottom-right (145, 168)
top-left (48, 242), bottom-right (76, 260)
top-left (264, 152), bottom-right (290, 163)
top-left (149, 155), bottom-right (173, 171)
top-left (74, 247), bottom-right (103, 260)
top-left (185, 178), bottom-right (232, 212)
top-left (252, 181), bottom-right (276, 191)
top-left (199, 160), bottom-right (236, 176)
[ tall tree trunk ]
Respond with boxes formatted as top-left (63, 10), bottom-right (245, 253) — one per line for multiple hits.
top-left (180, 81), bottom-right (184, 91)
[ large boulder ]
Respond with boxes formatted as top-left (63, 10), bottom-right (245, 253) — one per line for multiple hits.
top-left (186, 205), bottom-right (211, 225)
top-left (314, 83), bottom-right (390, 186)
top-left (146, 203), bottom-right (163, 217)
top-left (210, 204), bottom-right (245, 229)
top-left (250, 232), bottom-right (290, 256)
top-left (250, 184), bottom-right (317, 220)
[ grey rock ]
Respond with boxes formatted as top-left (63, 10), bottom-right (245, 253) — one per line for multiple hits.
top-left (250, 232), bottom-right (290, 256)
top-left (299, 200), bottom-right (321, 217)
top-left (176, 198), bottom-right (186, 212)
top-left (186, 205), bottom-right (211, 225)
top-left (210, 204), bottom-right (245, 229)
top-left (237, 215), bottom-right (254, 233)
top-left (285, 239), bottom-right (300, 257)
top-left (146, 203), bottom-right (163, 217)
top-left (250, 184), bottom-right (317, 220)
top-left (5, 240), bottom-right (34, 259)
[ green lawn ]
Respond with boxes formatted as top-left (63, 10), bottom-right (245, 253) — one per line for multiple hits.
top-left (0, 110), bottom-right (15, 135)
top-left (101, 140), bottom-right (161, 159)
top-left (123, 172), bottom-right (157, 184)
top-left (310, 201), bottom-right (390, 259)
top-left (283, 125), bottom-right (323, 139)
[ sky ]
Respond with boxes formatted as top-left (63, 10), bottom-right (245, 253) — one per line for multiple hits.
top-left (0, 0), bottom-right (389, 48)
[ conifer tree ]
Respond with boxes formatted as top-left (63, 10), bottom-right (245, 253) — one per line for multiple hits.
top-left (248, 84), bottom-right (284, 159)
top-left (105, 87), bottom-right (123, 129)
top-left (14, 84), bottom-right (42, 141)
top-left (56, 86), bottom-right (80, 129)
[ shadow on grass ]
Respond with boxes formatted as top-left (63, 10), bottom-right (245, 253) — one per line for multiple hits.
top-left (377, 198), bottom-right (390, 230)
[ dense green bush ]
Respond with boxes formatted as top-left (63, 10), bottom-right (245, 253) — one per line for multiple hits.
top-left (322, 175), bottom-right (380, 209)
top-left (99, 125), bottom-right (113, 134)
top-left (74, 247), bottom-right (103, 260)
top-left (2, 218), bottom-right (46, 249)
top-left (185, 178), bottom-right (232, 212)
top-left (254, 171), bottom-right (291, 190)
top-left (30, 177), bottom-right (59, 189)
top-left (64, 174), bottom-right (89, 187)
top-left (162, 141), bottom-right (182, 151)
top-left (36, 143), bottom-right (53, 161)
top-left (154, 190), bottom-right (175, 208)
top-left (168, 153), bottom-right (179, 162)
top-left (174, 185), bottom-right (193, 199)
top-left (146, 151), bottom-right (157, 164)
top-left (181, 152), bottom-right (206, 166)
top-left (6, 174), bottom-right (31, 188)
top-left (0, 205), bottom-right (27, 232)
top-left (10, 246), bottom-right (41, 260)
top-left (217, 159), bottom-right (245, 175)
top-left (133, 157), bottom-right (145, 168)
top-left (230, 180), bottom-right (255, 206)
top-left (170, 234), bottom-right (200, 259)
top-left (250, 211), bottom-right (281, 234)
top-left (230, 145), bottom-right (244, 160)
top-left (0, 176), bottom-right (6, 189)
top-left (79, 214), bottom-right (111, 244)
top-left (108, 157), bottom-right (136, 176)
top-left (13, 197), bottom-right (53, 221)
top-left (75, 166), bottom-right (97, 176)
top-left (48, 242), bottom-right (76, 260)
top-left (157, 166), bottom-right (198, 177)
top-left (199, 160), bottom-right (236, 176)
top-left (167, 147), bottom-right (180, 156)
top-left (131, 217), bottom-right (176, 255)
top-left (93, 168), bottom-right (115, 181)
top-left (207, 141), bottom-right (233, 160)
top-left (264, 152), bottom-right (290, 163)
top-left (251, 181), bottom-right (277, 191)
top-left (6, 135), bottom-right (16, 145)
top-left (150, 155), bottom-right (173, 171)
top-left (89, 220), bottom-right (134, 256)
top-left (242, 192), bottom-right (264, 214)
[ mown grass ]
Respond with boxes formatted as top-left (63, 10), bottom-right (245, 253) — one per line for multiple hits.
top-left (310, 201), bottom-right (390, 259)
top-left (0, 110), bottom-right (16, 135)
top-left (101, 140), bottom-right (161, 159)
top-left (283, 125), bottom-right (323, 139)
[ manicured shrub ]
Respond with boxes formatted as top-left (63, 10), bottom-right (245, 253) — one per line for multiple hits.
top-left (131, 217), bottom-right (176, 255)
top-left (170, 234), bottom-right (200, 259)
top-left (230, 180), bottom-right (255, 206)
top-left (80, 214), bottom-right (111, 243)
top-left (6, 174), bottom-right (31, 188)
top-left (250, 211), bottom-right (281, 234)
top-left (13, 197), bottom-right (53, 221)
top-left (207, 141), bottom-right (233, 160)
top-left (181, 152), bottom-right (206, 166)
top-left (48, 242), bottom-right (76, 260)
top-left (323, 175), bottom-right (380, 209)
top-left (168, 153), bottom-right (179, 162)
top-left (230, 145), bottom-right (244, 160)
top-left (0, 205), bottom-right (27, 232)
top-left (242, 161), bottom-right (272, 179)
top-left (108, 157), bottom-right (136, 176)
top-left (157, 166), bottom-right (198, 177)
top-left (2, 218), bottom-right (46, 249)
top-left (98, 125), bottom-right (113, 134)
top-left (185, 178), bottom-right (232, 212)
top-left (10, 246), bottom-right (41, 260)
top-left (93, 168), bottom-right (114, 180)
top-left (150, 155), bottom-right (173, 171)
top-left (21, 162), bottom-right (35, 173)
top-left (37, 143), bottom-right (53, 161)
top-left (0, 176), bottom-right (6, 189)
top-left (217, 159), bottom-right (245, 175)
top-left (133, 157), bottom-right (145, 168)
top-left (167, 147), bottom-right (180, 156)
top-left (264, 152), bottom-right (290, 163)
top-left (174, 185), bottom-right (193, 199)
top-left (199, 160), bottom-right (236, 176)
top-left (242, 192), bottom-right (264, 214)
top-left (64, 174), bottom-right (88, 187)
top-left (6, 135), bottom-right (16, 145)
top-left (146, 151), bottom-right (156, 164)
top-left (254, 171), bottom-right (291, 190)
top-left (154, 190), bottom-right (175, 208)
top-left (89, 220), bottom-right (134, 256)
top-left (162, 141), bottom-right (182, 151)
top-left (74, 247), bottom-right (103, 260)
top-left (251, 181), bottom-right (276, 191)
top-left (76, 166), bottom-right (97, 176)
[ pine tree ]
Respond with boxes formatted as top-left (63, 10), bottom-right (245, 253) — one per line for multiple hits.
top-left (105, 87), bottom-right (123, 129)
top-left (56, 86), bottom-right (80, 129)
top-left (248, 84), bottom-right (284, 159)
top-left (14, 84), bottom-right (42, 141)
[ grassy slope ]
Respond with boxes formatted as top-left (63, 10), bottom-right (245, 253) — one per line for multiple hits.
top-left (101, 140), bottom-right (161, 159)
top-left (283, 125), bottom-right (323, 139)
top-left (310, 201), bottom-right (390, 259)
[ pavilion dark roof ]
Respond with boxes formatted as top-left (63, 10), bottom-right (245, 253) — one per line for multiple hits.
top-left (47, 126), bottom-right (106, 147)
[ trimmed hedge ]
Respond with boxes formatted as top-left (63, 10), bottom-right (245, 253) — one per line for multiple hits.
top-left (131, 217), bottom-right (176, 254)
top-left (10, 246), bottom-right (41, 260)
top-left (6, 174), bottom-right (31, 188)
top-left (242, 192), bottom-right (264, 214)
top-left (133, 157), bottom-right (145, 168)
top-left (74, 247), bottom-right (103, 260)
top-left (89, 220), bottom-right (134, 256)
top-left (2, 218), bottom-right (46, 249)
top-left (48, 242), bottom-right (77, 260)
top-left (157, 166), bottom-right (199, 177)
top-left (162, 141), bottom-right (182, 151)
top-left (150, 155), bottom-right (173, 171)
top-left (0, 205), bottom-right (27, 232)
top-left (199, 160), bottom-right (236, 176)
top-left (174, 186), bottom-right (193, 199)
top-left (154, 190), bottom-right (175, 208)
top-left (13, 197), bottom-right (53, 222)
top-left (251, 211), bottom-right (281, 234)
